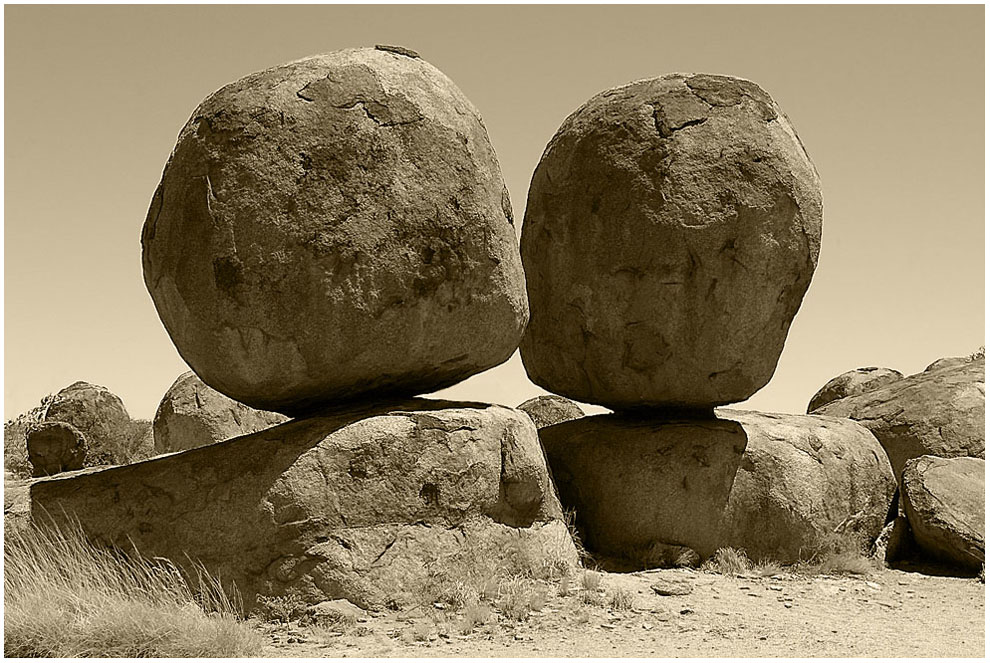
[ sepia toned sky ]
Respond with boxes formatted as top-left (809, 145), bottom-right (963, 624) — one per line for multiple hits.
top-left (5, 4), bottom-right (984, 421)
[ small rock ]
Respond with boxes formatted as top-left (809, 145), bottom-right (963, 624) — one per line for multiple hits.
top-left (769, 585), bottom-right (783, 591)
top-left (651, 579), bottom-right (692, 596)
top-left (679, 608), bottom-right (694, 615)
top-left (866, 581), bottom-right (881, 590)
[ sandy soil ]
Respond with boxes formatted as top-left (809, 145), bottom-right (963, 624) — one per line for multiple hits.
top-left (256, 565), bottom-right (984, 658)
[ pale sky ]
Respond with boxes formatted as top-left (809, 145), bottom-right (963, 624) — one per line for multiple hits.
top-left (5, 5), bottom-right (984, 421)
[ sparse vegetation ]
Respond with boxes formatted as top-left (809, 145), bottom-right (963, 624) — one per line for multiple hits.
top-left (3, 520), bottom-right (263, 657)
top-left (254, 590), bottom-right (309, 624)
top-left (607, 586), bottom-right (635, 611)
top-left (702, 547), bottom-right (753, 575)
top-left (795, 529), bottom-right (879, 576)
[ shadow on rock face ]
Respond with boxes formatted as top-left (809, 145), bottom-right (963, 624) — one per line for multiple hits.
top-left (539, 409), bottom-right (896, 566)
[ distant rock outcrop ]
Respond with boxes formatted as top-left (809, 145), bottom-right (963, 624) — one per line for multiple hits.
top-left (26, 421), bottom-right (88, 477)
top-left (517, 395), bottom-right (584, 429)
top-left (539, 409), bottom-right (894, 564)
top-left (31, 400), bottom-right (577, 612)
top-left (807, 367), bottom-right (904, 413)
top-left (141, 46), bottom-right (527, 416)
top-left (519, 73), bottom-right (822, 411)
top-left (815, 357), bottom-right (985, 477)
top-left (901, 455), bottom-right (984, 570)
top-left (154, 371), bottom-right (287, 454)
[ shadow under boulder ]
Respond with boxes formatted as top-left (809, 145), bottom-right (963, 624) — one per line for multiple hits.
top-left (539, 409), bottom-right (896, 566)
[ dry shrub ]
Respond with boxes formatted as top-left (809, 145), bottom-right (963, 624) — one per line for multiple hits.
top-left (4, 520), bottom-right (263, 657)
top-left (702, 547), bottom-right (752, 575)
top-left (795, 529), bottom-right (879, 576)
top-left (496, 577), bottom-right (547, 621)
top-left (607, 586), bottom-right (635, 611)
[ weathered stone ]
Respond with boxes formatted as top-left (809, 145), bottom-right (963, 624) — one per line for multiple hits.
top-left (815, 357), bottom-right (985, 478)
top-left (520, 73), bottom-right (822, 410)
top-left (925, 356), bottom-right (971, 373)
top-left (142, 47), bottom-right (527, 416)
top-left (517, 395), bottom-right (584, 429)
top-left (154, 371), bottom-right (288, 454)
top-left (26, 421), bottom-right (88, 477)
top-left (901, 456), bottom-right (984, 570)
top-left (651, 579), bottom-right (692, 596)
top-left (539, 409), bottom-right (894, 564)
top-left (31, 400), bottom-right (576, 611)
top-left (303, 599), bottom-right (367, 627)
top-left (45, 381), bottom-right (136, 465)
top-left (4, 479), bottom-right (34, 534)
top-left (807, 367), bottom-right (904, 413)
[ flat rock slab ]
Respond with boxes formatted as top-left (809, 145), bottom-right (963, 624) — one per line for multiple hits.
top-left (815, 357), bottom-right (984, 478)
top-left (30, 399), bottom-right (576, 611)
top-left (539, 409), bottom-right (895, 564)
top-left (901, 455), bottom-right (984, 570)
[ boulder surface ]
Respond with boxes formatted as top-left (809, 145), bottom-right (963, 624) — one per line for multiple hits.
top-left (517, 395), bottom-right (584, 429)
top-left (142, 47), bottom-right (527, 416)
top-left (26, 421), bottom-right (88, 477)
top-left (31, 400), bottom-right (576, 611)
top-left (815, 357), bottom-right (985, 477)
top-left (539, 409), bottom-right (895, 564)
top-left (44, 382), bottom-right (136, 465)
top-left (154, 371), bottom-right (288, 454)
top-left (807, 367), bottom-right (904, 413)
top-left (520, 73), bottom-right (822, 410)
top-left (901, 455), bottom-right (984, 570)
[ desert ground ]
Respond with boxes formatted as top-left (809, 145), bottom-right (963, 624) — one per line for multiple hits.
top-left (253, 565), bottom-right (984, 658)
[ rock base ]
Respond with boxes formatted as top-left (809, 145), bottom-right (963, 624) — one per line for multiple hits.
top-left (539, 409), bottom-right (896, 565)
top-left (30, 399), bottom-right (577, 611)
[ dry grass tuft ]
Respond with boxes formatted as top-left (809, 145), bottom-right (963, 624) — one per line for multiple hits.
top-left (3, 520), bottom-right (264, 657)
top-left (607, 586), bottom-right (635, 611)
top-left (702, 547), bottom-right (753, 575)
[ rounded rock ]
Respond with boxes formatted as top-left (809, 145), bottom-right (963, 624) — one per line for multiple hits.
top-left (27, 421), bottom-right (88, 477)
top-left (154, 371), bottom-right (288, 454)
top-left (807, 366), bottom-right (904, 413)
top-left (45, 381), bottom-right (134, 465)
top-left (142, 47), bottom-right (528, 415)
top-left (520, 74), bottom-right (822, 410)
top-left (517, 395), bottom-right (584, 429)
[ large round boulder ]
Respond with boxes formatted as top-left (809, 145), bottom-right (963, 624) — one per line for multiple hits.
top-left (26, 421), bottom-right (88, 477)
top-left (142, 46), bottom-right (527, 416)
top-left (901, 456), bottom-right (984, 571)
top-left (816, 356), bottom-right (984, 478)
top-left (539, 409), bottom-right (895, 564)
top-left (807, 366), bottom-right (904, 413)
top-left (517, 395), bottom-right (584, 429)
top-left (154, 371), bottom-right (288, 454)
top-left (45, 382), bottom-right (135, 465)
top-left (520, 74), bottom-right (822, 411)
top-left (31, 399), bottom-right (576, 612)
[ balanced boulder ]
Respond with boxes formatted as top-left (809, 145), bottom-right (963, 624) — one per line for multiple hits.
top-left (520, 73), bottom-right (822, 410)
top-left (815, 356), bottom-right (985, 478)
top-left (154, 371), bottom-right (288, 454)
top-left (901, 455), bottom-right (984, 570)
top-left (31, 399), bottom-right (576, 611)
top-left (26, 421), bottom-right (87, 477)
top-left (517, 395), bottom-right (584, 429)
top-left (142, 46), bottom-right (528, 416)
top-left (539, 409), bottom-right (894, 564)
top-left (807, 367), bottom-right (904, 413)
